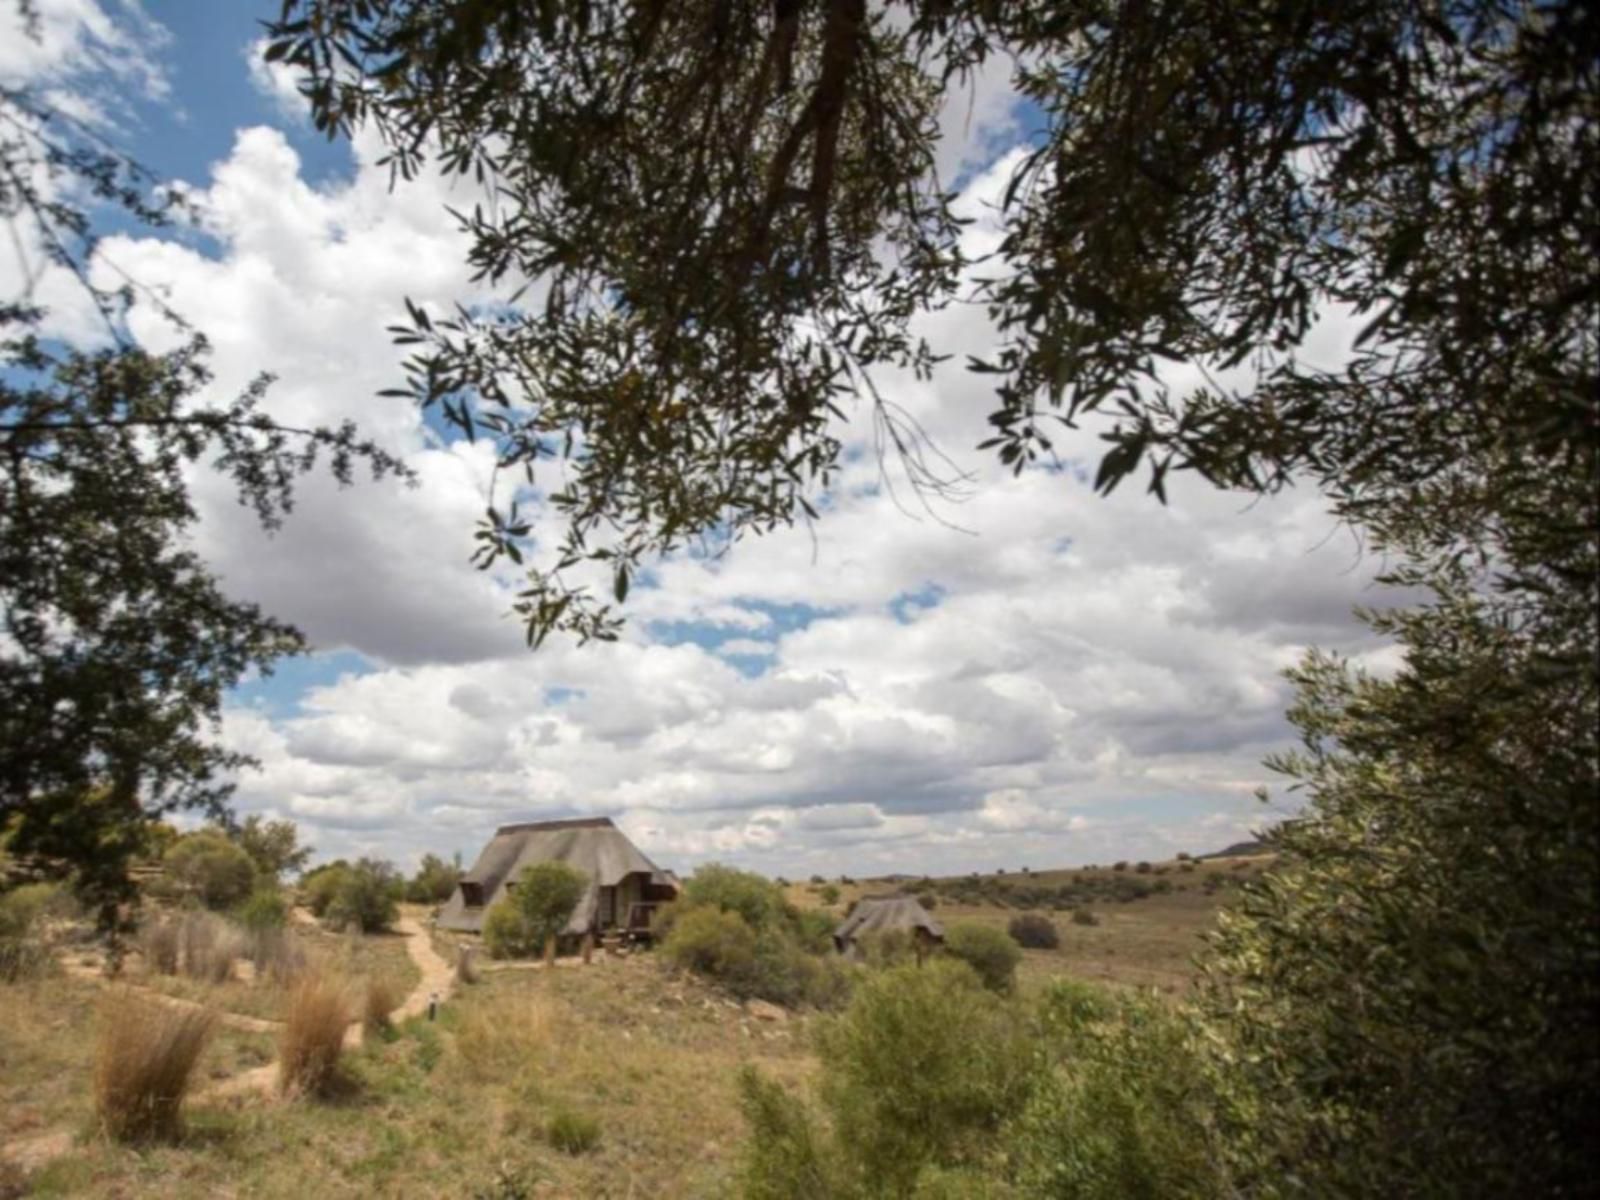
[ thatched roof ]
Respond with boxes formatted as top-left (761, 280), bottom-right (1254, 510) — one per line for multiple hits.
top-left (436, 817), bottom-right (675, 934)
top-left (832, 895), bottom-right (944, 955)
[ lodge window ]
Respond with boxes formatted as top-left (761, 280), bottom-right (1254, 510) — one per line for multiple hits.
top-left (460, 881), bottom-right (484, 907)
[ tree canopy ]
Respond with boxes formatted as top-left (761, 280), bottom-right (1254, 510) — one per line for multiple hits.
top-left (1, 40), bottom-right (406, 928)
top-left (268, 0), bottom-right (1595, 645)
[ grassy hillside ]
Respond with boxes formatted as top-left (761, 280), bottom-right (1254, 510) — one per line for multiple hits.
top-left (2, 857), bottom-right (1265, 1195)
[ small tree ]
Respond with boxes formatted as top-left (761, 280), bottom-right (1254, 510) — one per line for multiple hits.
top-left (163, 832), bottom-right (256, 911)
top-left (482, 861), bottom-right (586, 959)
top-left (234, 816), bottom-right (312, 882)
top-left (323, 859), bottom-right (401, 934)
top-left (1008, 913), bottom-right (1060, 950)
top-left (405, 852), bottom-right (463, 904)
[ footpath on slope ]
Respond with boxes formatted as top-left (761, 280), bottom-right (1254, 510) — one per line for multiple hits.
top-left (1, 912), bottom-right (459, 1169)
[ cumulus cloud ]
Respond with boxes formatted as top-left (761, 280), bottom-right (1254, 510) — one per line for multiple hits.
top-left (13, 39), bottom-right (1404, 877)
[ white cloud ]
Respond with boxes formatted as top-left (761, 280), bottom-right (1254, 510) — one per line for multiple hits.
top-left (12, 46), bottom-right (1403, 877)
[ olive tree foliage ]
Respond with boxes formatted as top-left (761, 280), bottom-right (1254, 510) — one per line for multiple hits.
top-left (0, 22), bottom-right (408, 930)
top-left (1198, 565), bottom-right (1599, 1197)
top-left (268, 0), bottom-right (1593, 645)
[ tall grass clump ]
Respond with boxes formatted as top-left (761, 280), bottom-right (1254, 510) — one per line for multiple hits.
top-left (246, 925), bottom-right (305, 986)
top-left (0, 883), bottom-right (59, 981)
top-left (546, 1106), bottom-right (601, 1155)
top-left (363, 976), bottom-right (401, 1034)
top-left (138, 913), bottom-right (181, 975)
top-left (94, 993), bottom-right (215, 1142)
top-left (279, 974), bottom-right (350, 1095)
top-left (175, 910), bottom-right (244, 983)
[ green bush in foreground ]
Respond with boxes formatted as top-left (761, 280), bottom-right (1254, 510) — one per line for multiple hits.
top-left (1010, 981), bottom-right (1227, 1198)
top-left (235, 886), bottom-right (289, 931)
top-left (739, 959), bottom-right (1038, 1197)
top-left (482, 860), bottom-right (586, 959)
top-left (943, 922), bottom-right (1021, 993)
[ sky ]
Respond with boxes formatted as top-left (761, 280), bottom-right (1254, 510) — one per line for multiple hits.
top-left (2, 1), bottom-right (1403, 879)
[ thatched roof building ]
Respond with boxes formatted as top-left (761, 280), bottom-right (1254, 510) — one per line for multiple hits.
top-left (833, 895), bottom-right (944, 958)
top-left (437, 817), bottom-right (678, 939)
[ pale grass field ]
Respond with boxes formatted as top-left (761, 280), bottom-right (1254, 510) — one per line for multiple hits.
top-left (2, 861), bottom-right (1265, 1196)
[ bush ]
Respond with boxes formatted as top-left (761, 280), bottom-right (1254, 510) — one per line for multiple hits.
top-left (914, 890), bottom-right (938, 910)
top-left (817, 883), bottom-right (841, 906)
top-left (300, 861), bottom-right (351, 917)
top-left (546, 1107), bottom-right (601, 1155)
top-left (789, 906), bottom-right (837, 955)
top-left (279, 973), bottom-right (350, 1096)
top-left (235, 886), bottom-right (289, 931)
top-left (1008, 913), bottom-right (1060, 950)
top-left (796, 960), bottom-right (1035, 1192)
top-left (1072, 907), bottom-right (1099, 927)
top-left (482, 860), bottom-right (586, 959)
top-left (164, 831), bottom-right (257, 910)
top-left (405, 852), bottom-right (462, 904)
top-left (943, 922), bottom-right (1021, 993)
top-left (94, 992), bottom-right (214, 1142)
top-left (681, 863), bottom-right (787, 928)
top-left (1112, 861), bottom-right (1128, 872)
top-left (1008, 981), bottom-right (1227, 1198)
top-left (662, 906), bottom-right (757, 980)
top-left (323, 858), bottom-right (402, 934)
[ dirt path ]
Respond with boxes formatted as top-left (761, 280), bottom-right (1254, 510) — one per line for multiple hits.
top-left (390, 914), bottom-right (454, 1023)
top-left (3, 915), bottom-right (458, 1167)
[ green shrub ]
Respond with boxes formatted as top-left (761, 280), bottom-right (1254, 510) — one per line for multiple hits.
top-left (482, 859), bottom-right (586, 959)
top-left (680, 863), bottom-right (787, 929)
top-left (323, 858), bottom-right (401, 934)
top-left (1009, 981), bottom-right (1227, 1199)
top-left (546, 1106), bottom-right (601, 1155)
top-left (662, 905), bottom-right (757, 979)
top-left (235, 886), bottom-right (289, 931)
top-left (817, 883), bottom-right (841, 906)
top-left (300, 861), bottom-right (351, 917)
top-left (1071, 907), bottom-right (1099, 927)
top-left (164, 831), bottom-right (257, 910)
top-left (789, 906), bottom-right (837, 955)
top-left (1007, 913), bottom-right (1060, 949)
top-left (816, 959), bottom-right (1035, 1191)
top-left (943, 923), bottom-right (1021, 993)
top-left (405, 852), bottom-right (462, 904)
top-left (914, 890), bottom-right (937, 910)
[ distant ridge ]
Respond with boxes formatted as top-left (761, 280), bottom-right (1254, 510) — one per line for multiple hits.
top-left (1202, 837), bottom-right (1272, 859)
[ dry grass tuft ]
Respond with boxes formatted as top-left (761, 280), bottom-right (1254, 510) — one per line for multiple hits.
top-left (137, 915), bottom-right (181, 975)
top-left (278, 974), bottom-right (351, 1096)
top-left (174, 911), bottom-right (245, 984)
top-left (94, 991), bottom-right (215, 1143)
top-left (363, 976), bottom-right (401, 1034)
top-left (456, 945), bottom-right (479, 985)
top-left (247, 926), bottom-right (306, 987)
